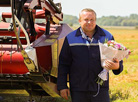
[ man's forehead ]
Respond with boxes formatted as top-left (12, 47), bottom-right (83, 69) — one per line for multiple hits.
top-left (81, 11), bottom-right (95, 18)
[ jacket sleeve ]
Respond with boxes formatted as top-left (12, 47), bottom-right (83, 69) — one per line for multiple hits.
top-left (112, 60), bottom-right (123, 75)
top-left (57, 37), bottom-right (72, 91)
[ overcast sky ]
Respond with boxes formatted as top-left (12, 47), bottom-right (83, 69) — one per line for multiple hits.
top-left (0, 0), bottom-right (138, 18)
top-left (54, 0), bottom-right (138, 18)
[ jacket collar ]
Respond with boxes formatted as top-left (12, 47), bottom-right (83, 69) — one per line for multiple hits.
top-left (75, 25), bottom-right (105, 39)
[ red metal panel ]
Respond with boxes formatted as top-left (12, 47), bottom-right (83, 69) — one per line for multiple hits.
top-left (0, 45), bottom-right (29, 74)
top-left (35, 46), bottom-right (52, 73)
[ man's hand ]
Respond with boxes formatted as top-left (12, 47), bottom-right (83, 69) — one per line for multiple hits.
top-left (104, 58), bottom-right (119, 70)
top-left (60, 89), bottom-right (70, 100)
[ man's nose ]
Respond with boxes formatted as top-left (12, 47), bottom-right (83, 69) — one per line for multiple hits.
top-left (88, 20), bottom-right (91, 23)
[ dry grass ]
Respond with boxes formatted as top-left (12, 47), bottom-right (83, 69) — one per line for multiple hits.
top-left (105, 27), bottom-right (138, 102)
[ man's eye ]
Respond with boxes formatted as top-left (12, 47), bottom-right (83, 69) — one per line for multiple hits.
top-left (85, 19), bottom-right (88, 21)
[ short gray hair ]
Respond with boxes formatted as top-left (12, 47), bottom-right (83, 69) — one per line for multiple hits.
top-left (79, 8), bottom-right (97, 20)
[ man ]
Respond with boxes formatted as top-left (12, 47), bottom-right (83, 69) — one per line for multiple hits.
top-left (57, 8), bottom-right (123, 102)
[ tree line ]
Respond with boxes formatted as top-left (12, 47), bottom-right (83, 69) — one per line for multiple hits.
top-left (1, 14), bottom-right (138, 27)
top-left (97, 14), bottom-right (138, 26)
top-left (62, 14), bottom-right (138, 27)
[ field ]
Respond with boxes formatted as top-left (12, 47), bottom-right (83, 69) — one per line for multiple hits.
top-left (106, 27), bottom-right (138, 102)
top-left (0, 26), bottom-right (138, 102)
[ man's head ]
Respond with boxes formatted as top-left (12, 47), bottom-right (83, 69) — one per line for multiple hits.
top-left (79, 8), bottom-right (96, 34)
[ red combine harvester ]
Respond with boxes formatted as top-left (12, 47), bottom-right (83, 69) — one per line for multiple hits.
top-left (0, 0), bottom-right (73, 100)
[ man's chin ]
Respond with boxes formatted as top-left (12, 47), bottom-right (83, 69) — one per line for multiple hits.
top-left (85, 29), bottom-right (93, 32)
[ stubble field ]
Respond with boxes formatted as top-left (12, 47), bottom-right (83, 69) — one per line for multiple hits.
top-left (0, 26), bottom-right (138, 102)
top-left (106, 27), bottom-right (138, 102)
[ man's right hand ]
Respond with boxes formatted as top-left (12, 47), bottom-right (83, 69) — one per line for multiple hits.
top-left (60, 89), bottom-right (70, 100)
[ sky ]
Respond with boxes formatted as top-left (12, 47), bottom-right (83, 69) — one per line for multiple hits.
top-left (0, 0), bottom-right (138, 18)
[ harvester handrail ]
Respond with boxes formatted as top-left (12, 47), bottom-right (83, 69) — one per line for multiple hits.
top-left (14, 15), bottom-right (31, 47)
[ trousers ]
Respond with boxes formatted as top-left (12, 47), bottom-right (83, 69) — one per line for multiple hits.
top-left (71, 90), bottom-right (110, 102)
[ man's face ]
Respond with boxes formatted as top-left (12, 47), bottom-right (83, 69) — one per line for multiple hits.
top-left (79, 11), bottom-right (96, 33)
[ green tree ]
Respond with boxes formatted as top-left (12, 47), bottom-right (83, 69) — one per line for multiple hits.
top-left (0, 16), bottom-right (1, 22)
top-left (97, 14), bottom-right (138, 26)
top-left (60, 14), bottom-right (79, 25)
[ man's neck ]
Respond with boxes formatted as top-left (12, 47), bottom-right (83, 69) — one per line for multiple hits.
top-left (84, 30), bottom-right (95, 38)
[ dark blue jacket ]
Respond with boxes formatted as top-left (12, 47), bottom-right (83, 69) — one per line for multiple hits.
top-left (57, 25), bottom-right (123, 92)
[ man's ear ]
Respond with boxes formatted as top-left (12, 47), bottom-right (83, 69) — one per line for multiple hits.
top-left (78, 19), bottom-right (81, 24)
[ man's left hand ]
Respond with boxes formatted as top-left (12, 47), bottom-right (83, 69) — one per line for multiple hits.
top-left (104, 58), bottom-right (119, 70)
